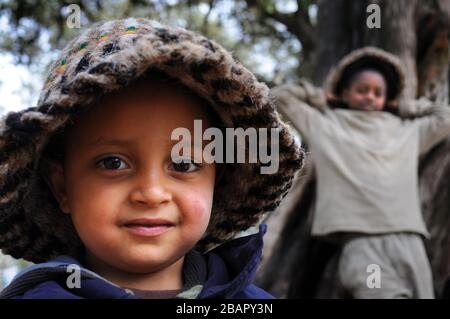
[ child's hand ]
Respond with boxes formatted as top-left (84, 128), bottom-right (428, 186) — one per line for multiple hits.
top-left (397, 98), bottom-right (435, 118)
top-left (284, 81), bottom-right (308, 101)
top-left (273, 79), bottom-right (328, 112)
top-left (326, 91), bottom-right (339, 104)
top-left (295, 78), bottom-right (328, 111)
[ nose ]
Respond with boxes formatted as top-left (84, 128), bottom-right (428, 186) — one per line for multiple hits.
top-left (365, 90), bottom-right (376, 101)
top-left (130, 171), bottom-right (172, 207)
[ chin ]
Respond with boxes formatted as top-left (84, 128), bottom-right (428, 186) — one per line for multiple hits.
top-left (356, 106), bottom-right (379, 111)
top-left (119, 257), bottom-right (172, 273)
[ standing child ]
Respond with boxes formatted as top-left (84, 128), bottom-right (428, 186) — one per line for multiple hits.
top-left (0, 18), bottom-right (303, 299)
top-left (273, 47), bottom-right (450, 299)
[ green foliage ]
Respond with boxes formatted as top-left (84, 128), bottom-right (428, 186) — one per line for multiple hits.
top-left (0, 252), bottom-right (32, 289)
top-left (0, 0), bottom-right (317, 83)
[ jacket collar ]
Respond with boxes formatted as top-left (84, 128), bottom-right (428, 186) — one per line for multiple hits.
top-left (1, 224), bottom-right (266, 299)
top-left (200, 224), bottom-right (266, 298)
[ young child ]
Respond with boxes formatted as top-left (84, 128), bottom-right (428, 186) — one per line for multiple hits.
top-left (0, 18), bottom-right (303, 299)
top-left (273, 47), bottom-right (450, 299)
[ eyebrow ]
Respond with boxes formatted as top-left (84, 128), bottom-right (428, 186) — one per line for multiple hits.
top-left (89, 137), bottom-right (134, 147)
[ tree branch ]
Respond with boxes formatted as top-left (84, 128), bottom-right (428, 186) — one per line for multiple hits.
top-left (201, 0), bottom-right (215, 34)
top-left (244, 0), bottom-right (316, 58)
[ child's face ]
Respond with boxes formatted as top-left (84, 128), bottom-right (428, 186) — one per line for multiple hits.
top-left (48, 77), bottom-right (216, 287)
top-left (342, 70), bottom-right (387, 111)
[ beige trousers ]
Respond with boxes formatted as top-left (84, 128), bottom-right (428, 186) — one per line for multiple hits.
top-left (337, 233), bottom-right (435, 299)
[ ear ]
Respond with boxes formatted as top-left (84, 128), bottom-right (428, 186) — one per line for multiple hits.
top-left (41, 159), bottom-right (70, 214)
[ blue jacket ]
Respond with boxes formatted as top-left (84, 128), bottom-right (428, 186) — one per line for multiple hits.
top-left (0, 225), bottom-right (273, 299)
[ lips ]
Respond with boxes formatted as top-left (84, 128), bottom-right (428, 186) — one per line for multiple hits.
top-left (121, 218), bottom-right (175, 237)
top-left (360, 102), bottom-right (378, 110)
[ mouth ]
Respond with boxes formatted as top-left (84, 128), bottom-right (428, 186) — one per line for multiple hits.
top-left (360, 103), bottom-right (377, 110)
top-left (121, 218), bottom-right (175, 237)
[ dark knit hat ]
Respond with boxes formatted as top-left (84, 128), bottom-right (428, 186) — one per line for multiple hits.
top-left (326, 46), bottom-right (406, 102)
top-left (0, 18), bottom-right (303, 263)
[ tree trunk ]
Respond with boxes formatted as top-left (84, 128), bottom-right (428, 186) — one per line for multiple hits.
top-left (256, 0), bottom-right (450, 298)
top-left (417, 5), bottom-right (450, 295)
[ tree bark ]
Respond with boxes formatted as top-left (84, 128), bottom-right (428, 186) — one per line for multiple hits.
top-left (416, 5), bottom-right (450, 294)
top-left (257, 0), bottom-right (450, 298)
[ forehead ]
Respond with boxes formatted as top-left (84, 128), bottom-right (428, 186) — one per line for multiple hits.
top-left (64, 75), bottom-right (215, 147)
top-left (352, 69), bottom-right (386, 87)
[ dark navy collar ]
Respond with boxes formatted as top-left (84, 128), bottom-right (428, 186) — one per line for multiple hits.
top-left (1, 224), bottom-right (266, 299)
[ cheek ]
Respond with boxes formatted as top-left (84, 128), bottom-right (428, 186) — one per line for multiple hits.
top-left (190, 195), bottom-right (212, 221)
top-left (377, 97), bottom-right (386, 107)
top-left (343, 90), bottom-right (359, 105)
top-left (66, 174), bottom-right (124, 228)
top-left (178, 188), bottom-right (213, 226)
top-left (352, 92), bottom-right (364, 102)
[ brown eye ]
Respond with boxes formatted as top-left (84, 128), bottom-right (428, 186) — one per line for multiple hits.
top-left (97, 156), bottom-right (129, 170)
top-left (170, 158), bottom-right (200, 173)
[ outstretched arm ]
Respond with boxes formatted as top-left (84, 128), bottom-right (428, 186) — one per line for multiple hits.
top-left (397, 97), bottom-right (440, 118)
top-left (402, 97), bottom-right (450, 154)
top-left (272, 79), bottom-right (327, 142)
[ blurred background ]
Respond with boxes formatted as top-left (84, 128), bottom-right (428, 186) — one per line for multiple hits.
top-left (0, 0), bottom-right (449, 298)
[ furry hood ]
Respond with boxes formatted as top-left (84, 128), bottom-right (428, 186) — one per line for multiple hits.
top-left (325, 46), bottom-right (406, 102)
top-left (0, 18), bottom-right (303, 263)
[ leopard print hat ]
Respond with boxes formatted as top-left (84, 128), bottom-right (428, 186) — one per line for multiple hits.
top-left (0, 18), bottom-right (304, 263)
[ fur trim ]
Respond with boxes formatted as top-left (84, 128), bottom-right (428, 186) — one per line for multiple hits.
top-left (0, 18), bottom-right (304, 263)
top-left (325, 46), bottom-right (406, 101)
